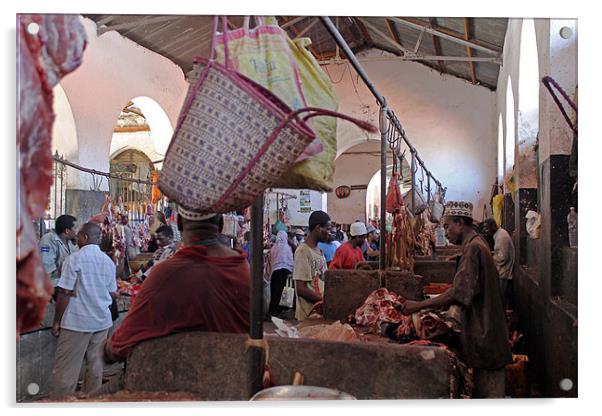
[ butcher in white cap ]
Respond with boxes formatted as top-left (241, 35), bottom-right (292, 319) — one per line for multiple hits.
top-left (329, 221), bottom-right (367, 270)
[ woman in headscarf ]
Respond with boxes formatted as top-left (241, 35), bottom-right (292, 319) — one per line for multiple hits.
top-left (268, 230), bottom-right (294, 318)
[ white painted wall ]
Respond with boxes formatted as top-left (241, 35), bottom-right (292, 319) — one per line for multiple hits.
top-left (546, 19), bottom-right (578, 158)
top-left (324, 49), bottom-right (497, 221)
top-left (55, 17), bottom-right (189, 191)
top-left (496, 18), bottom-right (577, 177)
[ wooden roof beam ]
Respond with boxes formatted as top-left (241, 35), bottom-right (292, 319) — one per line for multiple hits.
top-left (281, 16), bottom-right (308, 29)
top-left (390, 16), bottom-right (502, 56)
top-left (357, 17), bottom-right (409, 55)
top-left (280, 16), bottom-right (323, 60)
top-left (463, 18), bottom-right (477, 84)
top-left (95, 15), bottom-right (117, 27)
top-left (385, 18), bottom-right (405, 49)
top-left (429, 18), bottom-right (446, 73)
top-left (353, 17), bottom-right (374, 47)
top-left (295, 16), bottom-right (320, 39)
top-left (98, 15), bottom-right (178, 35)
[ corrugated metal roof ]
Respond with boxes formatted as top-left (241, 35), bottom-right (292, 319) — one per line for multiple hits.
top-left (85, 14), bottom-right (507, 90)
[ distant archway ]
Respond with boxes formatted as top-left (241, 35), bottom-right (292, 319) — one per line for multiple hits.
top-left (110, 96), bottom-right (173, 170)
top-left (109, 98), bottom-right (171, 221)
top-left (329, 140), bottom-right (392, 224)
top-left (109, 148), bottom-right (155, 224)
top-left (366, 159), bottom-right (412, 224)
top-left (130, 96), bottom-right (174, 157)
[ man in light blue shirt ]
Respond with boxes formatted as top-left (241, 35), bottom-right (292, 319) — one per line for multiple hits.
top-left (38, 214), bottom-right (78, 288)
top-left (50, 222), bottom-right (117, 399)
top-left (318, 232), bottom-right (338, 266)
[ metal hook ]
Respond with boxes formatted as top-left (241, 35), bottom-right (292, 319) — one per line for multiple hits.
top-left (90, 172), bottom-right (102, 192)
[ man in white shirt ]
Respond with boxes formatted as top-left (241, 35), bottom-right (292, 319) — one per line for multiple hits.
top-left (50, 222), bottom-right (117, 399)
top-left (483, 218), bottom-right (515, 310)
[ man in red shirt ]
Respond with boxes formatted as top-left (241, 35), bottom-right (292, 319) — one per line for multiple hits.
top-left (103, 207), bottom-right (250, 363)
top-left (329, 222), bottom-right (367, 270)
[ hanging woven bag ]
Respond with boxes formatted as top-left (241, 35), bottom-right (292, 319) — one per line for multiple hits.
top-left (159, 16), bottom-right (376, 215)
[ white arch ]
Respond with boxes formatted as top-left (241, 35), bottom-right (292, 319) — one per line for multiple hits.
top-left (498, 113), bottom-right (504, 183)
top-left (518, 18), bottom-right (540, 137)
top-left (505, 77), bottom-right (516, 179)
top-left (365, 163), bottom-right (413, 223)
top-left (335, 137), bottom-right (380, 160)
top-left (51, 83), bottom-right (78, 160)
top-left (131, 96), bottom-right (174, 157)
top-left (109, 96), bottom-right (174, 170)
top-left (515, 18), bottom-right (540, 189)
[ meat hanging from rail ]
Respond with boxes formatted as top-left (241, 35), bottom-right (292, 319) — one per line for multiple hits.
top-left (17, 14), bottom-right (87, 335)
top-left (385, 173), bottom-right (415, 271)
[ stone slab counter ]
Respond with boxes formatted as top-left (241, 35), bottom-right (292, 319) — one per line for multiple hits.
top-left (323, 270), bottom-right (380, 321)
top-left (413, 260), bottom-right (456, 284)
top-left (124, 331), bottom-right (457, 400)
top-left (323, 270), bottom-right (426, 321)
top-left (383, 271), bottom-right (426, 301)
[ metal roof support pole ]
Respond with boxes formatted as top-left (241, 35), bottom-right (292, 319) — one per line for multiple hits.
top-left (320, 16), bottom-right (447, 223)
top-left (248, 194), bottom-right (265, 398)
top-left (379, 106), bottom-right (388, 271)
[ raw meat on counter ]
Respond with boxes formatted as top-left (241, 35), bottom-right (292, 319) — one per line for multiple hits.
top-left (351, 288), bottom-right (461, 344)
top-left (351, 287), bottom-right (408, 329)
top-left (17, 14), bottom-right (87, 335)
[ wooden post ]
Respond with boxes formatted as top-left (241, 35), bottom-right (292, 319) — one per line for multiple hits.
top-left (248, 194), bottom-right (265, 397)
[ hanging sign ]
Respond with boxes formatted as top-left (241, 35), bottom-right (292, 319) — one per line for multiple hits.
top-left (299, 190), bottom-right (312, 213)
top-left (335, 185), bottom-right (351, 199)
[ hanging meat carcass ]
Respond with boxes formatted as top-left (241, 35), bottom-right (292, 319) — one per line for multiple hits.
top-left (17, 14), bottom-right (87, 335)
top-left (385, 173), bottom-right (415, 271)
top-left (413, 211), bottom-right (435, 256)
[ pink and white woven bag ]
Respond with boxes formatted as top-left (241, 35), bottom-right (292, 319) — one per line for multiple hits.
top-left (159, 17), bottom-right (376, 215)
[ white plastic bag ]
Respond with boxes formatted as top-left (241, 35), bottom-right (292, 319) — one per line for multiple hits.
top-left (279, 276), bottom-right (295, 308)
top-left (429, 192), bottom-right (444, 223)
top-left (525, 210), bottom-right (541, 239)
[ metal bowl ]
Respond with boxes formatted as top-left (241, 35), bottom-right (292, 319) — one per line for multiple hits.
top-left (250, 385), bottom-right (356, 401)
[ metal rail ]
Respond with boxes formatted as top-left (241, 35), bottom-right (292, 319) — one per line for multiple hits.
top-left (53, 154), bottom-right (155, 185)
top-left (319, 16), bottom-right (446, 194)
